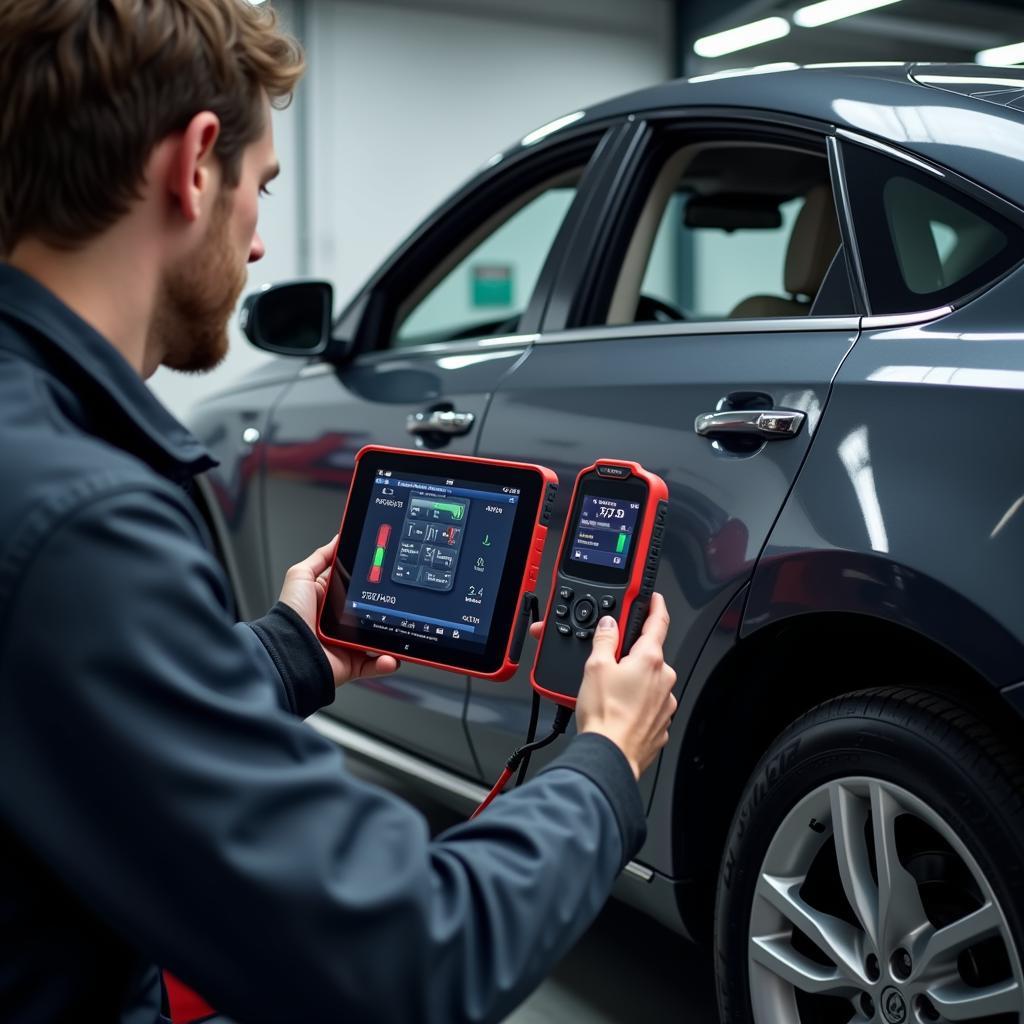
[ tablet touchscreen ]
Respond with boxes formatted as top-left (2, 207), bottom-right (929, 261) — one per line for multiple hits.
top-left (319, 448), bottom-right (547, 675)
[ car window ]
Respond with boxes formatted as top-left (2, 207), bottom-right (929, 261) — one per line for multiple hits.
top-left (392, 176), bottom-right (579, 348)
top-left (602, 140), bottom-right (847, 325)
top-left (841, 141), bottom-right (1024, 314)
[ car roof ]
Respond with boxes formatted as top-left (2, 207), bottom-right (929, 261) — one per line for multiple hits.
top-left (528, 63), bottom-right (1024, 210)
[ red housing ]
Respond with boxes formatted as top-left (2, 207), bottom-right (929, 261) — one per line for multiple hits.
top-left (530, 459), bottom-right (669, 708)
top-left (317, 445), bottom-right (557, 682)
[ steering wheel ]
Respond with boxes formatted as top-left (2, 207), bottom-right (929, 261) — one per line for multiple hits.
top-left (635, 294), bottom-right (686, 323)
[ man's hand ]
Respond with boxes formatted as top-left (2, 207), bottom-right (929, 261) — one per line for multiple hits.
top-left (279, 537), bottom-right (399, 688)
top-left (533, 594), bottom-right (676, 780)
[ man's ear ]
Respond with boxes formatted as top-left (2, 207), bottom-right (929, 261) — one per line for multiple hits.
top-left (168, 112), bottom-right (222, 223)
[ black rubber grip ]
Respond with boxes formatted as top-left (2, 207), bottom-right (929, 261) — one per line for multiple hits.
top-left (540, 482), bottom-right (558, 525)
top-left (621, 500), bottom-right (668, 656)
top-left (509, 592), bottom-right (539, 663)
top-left (620, 601), bottom-right (649, 657)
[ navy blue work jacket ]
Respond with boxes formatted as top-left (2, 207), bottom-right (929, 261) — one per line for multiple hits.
top-left (0, 264), bottom-right (646, 1024)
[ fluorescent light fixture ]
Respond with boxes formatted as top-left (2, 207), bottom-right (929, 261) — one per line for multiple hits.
top-left (794, 0), bottom-right (901, 29)
top-left (693, 17), bottom-right (789, 59)
top-left (689, 62), bottom-right (799, 84)
top-left (976, 42), bottom-right (1024, 67)
top-left (520, 110), bottom-right (585, 147)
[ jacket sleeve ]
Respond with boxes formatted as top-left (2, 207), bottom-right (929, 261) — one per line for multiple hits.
top-left (0, 483), bottom-right (646, 1024)
top-left (238, 602), bottom-right (335, 719)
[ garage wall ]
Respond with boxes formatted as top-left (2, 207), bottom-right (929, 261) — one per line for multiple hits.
top-left (149, 0), bottom-right (674, 419)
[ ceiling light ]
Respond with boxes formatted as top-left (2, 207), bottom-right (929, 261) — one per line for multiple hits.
top-left (693, 17), bottom-right (790, 59)
top-left (793, 0), bottom-right (901, 29)
top-left (976, 42), bottom-right (1024, 66)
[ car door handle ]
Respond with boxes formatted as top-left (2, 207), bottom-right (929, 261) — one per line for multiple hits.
top-left (406, 409), bottom-right (476, 437)
top-left (694, 409), bottom-right (805, 440)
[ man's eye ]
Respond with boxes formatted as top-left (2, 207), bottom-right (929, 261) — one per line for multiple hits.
top-left (259, 186), bottom-right (273, 198)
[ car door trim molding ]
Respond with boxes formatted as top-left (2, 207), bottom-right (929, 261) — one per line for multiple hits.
top-left (827, 135), bottom-right (872, 315)
top-left (532, 316), bottom-right (861, 347)
top-left (835, 127), bottom-right (946, 178)
top-left (861, 305), bottom-right (955, 329)
top-left (308, 713), bottom-right (656, 881)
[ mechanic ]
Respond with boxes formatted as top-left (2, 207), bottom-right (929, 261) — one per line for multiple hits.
top-left (0, 2), bottom-right (678, 1022)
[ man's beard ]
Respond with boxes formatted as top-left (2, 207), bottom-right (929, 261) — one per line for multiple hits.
top-left (153, 193), bottom-right (247, 374)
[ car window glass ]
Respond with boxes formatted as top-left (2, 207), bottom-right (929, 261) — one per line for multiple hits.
top-left (842, 142), bottom-right (1024, 313)
top-left (393, 180), bottom-right (578, 348)
top-left (603, 141), bottom-right (846, 325)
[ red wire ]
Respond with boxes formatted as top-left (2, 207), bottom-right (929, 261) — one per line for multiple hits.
top-left (470, 767), bottom-right (513, 819)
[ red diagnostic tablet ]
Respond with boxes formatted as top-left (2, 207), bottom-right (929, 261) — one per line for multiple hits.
top-left (318, 446), bottom-right (557, 681)
top-left (531, 460), bottom-right (669, 708)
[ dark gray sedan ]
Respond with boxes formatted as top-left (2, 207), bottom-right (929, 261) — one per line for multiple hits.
top-left (192, 63), bottom-right (1024, 1024)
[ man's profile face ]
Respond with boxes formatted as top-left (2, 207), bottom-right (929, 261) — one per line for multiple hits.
top-left (155, 101), bottom-right (279, 374)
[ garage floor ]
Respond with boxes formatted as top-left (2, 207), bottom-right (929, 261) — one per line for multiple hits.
top-left (350, 761), bottom-right (719, 1024)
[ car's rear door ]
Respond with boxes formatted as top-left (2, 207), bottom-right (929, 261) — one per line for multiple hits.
top-left (466, 116), bottom-right (862, 815)
top-left (262, 122), bottom-right (624, 777)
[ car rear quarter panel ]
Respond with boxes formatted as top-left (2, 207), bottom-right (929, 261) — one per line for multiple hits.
top-left (747, 268), bottom-right (1024, 688)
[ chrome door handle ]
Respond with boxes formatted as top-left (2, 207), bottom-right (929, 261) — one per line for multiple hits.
top-left (406, 409), bottom-right (476, 437)
top-left (694, 409), bottom-right (805, 440)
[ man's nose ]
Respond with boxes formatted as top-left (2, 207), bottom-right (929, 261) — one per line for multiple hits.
top-left (249, 231), bottom-right (265, 264)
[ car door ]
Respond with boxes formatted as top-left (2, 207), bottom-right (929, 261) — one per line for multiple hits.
top-left (466, 117), bottom-right (863, 804)
top-left (262, 123), bottom-right (621, 776)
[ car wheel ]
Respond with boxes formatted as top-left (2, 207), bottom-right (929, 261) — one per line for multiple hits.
top-left (715, 687), bottom-right (1024, 1024)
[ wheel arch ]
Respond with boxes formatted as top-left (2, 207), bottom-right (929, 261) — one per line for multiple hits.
top-left (664, 603), bottom-right (1024, 940)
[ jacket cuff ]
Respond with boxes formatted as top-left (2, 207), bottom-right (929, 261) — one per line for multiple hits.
top-left (538, 732), bottom-right (646, 868)
top-left (248, 602), bottom-right (334, 718)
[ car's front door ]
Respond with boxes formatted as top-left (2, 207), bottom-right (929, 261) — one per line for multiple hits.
top-left (262, 124), bottom-right (617, 776)
top-left (466, 118), bottom-right (862, 818)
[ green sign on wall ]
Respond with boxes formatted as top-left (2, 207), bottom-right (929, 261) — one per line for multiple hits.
top-left (472, 264), bottom-right (513, 307)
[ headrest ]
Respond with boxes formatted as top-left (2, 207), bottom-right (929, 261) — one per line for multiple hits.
top-left (784, 185), bottom-right (841, 298)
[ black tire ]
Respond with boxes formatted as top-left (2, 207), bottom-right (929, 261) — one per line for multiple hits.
top-left (714, 687), bottom-right (1024, 1024)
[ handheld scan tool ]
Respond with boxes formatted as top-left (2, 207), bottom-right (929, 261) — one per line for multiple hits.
top-left (531, 460), bottom-right (669, 709)
top-left (318, 446), bottom-right (557, 681)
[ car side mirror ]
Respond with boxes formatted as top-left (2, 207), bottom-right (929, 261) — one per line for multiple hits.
top-left (239, 280), bottom-right (333, 357)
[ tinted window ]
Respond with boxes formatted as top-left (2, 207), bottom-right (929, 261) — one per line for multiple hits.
top-left (603, 141), bottom-right (846, 325)
top-left (392, 178), bottom-right (579, 348)
top-left (842, 142), bottom-right (1024, 314)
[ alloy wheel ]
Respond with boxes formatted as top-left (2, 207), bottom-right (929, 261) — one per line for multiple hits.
top-left (748, 776), bottom-right (1023, 1023)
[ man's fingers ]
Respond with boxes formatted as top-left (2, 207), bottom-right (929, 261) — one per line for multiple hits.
top-left (589, 614), bottom-right (619, 662)
top-left (296, 535), bottom-right (339, 579)
top-left (371, 654), bottom-right (399, 676)
top-left (639, 592), bottom-right (670, 645)
top-left (350, 652), bottom-right (398, 678)
top-left (529, 620), bottom-right (544, 640)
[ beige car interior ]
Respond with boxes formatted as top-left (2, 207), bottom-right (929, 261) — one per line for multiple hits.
top-left (607, 141), bottom-right (840, 324)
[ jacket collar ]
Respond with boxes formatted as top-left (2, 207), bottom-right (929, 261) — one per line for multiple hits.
top-left (0, 263), bottom-right (216, 477)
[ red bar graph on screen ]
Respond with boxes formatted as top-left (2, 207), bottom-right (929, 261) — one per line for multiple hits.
top-left (368, 523), bottom-right (391, 583)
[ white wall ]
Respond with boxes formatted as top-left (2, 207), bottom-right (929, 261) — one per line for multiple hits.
top-left (149, 0), bottom-right (674, 419)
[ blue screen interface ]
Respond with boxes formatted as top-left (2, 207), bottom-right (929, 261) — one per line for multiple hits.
top-left (568, 495), bottom-right (640, 571)
top-left (345, 468), bottom-right (519, 649)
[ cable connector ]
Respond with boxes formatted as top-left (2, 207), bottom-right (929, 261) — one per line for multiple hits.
top-left (470, 704), bottom-right (574, 819)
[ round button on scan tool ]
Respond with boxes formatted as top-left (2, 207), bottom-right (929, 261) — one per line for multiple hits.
top-left (572, 597), bottom-right (596, 625)
top-left (599, 595), bottom-right (616, 612)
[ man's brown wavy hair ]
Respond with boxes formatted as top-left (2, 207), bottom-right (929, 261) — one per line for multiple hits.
top-left (0, 0), bottom-right (304, 254)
